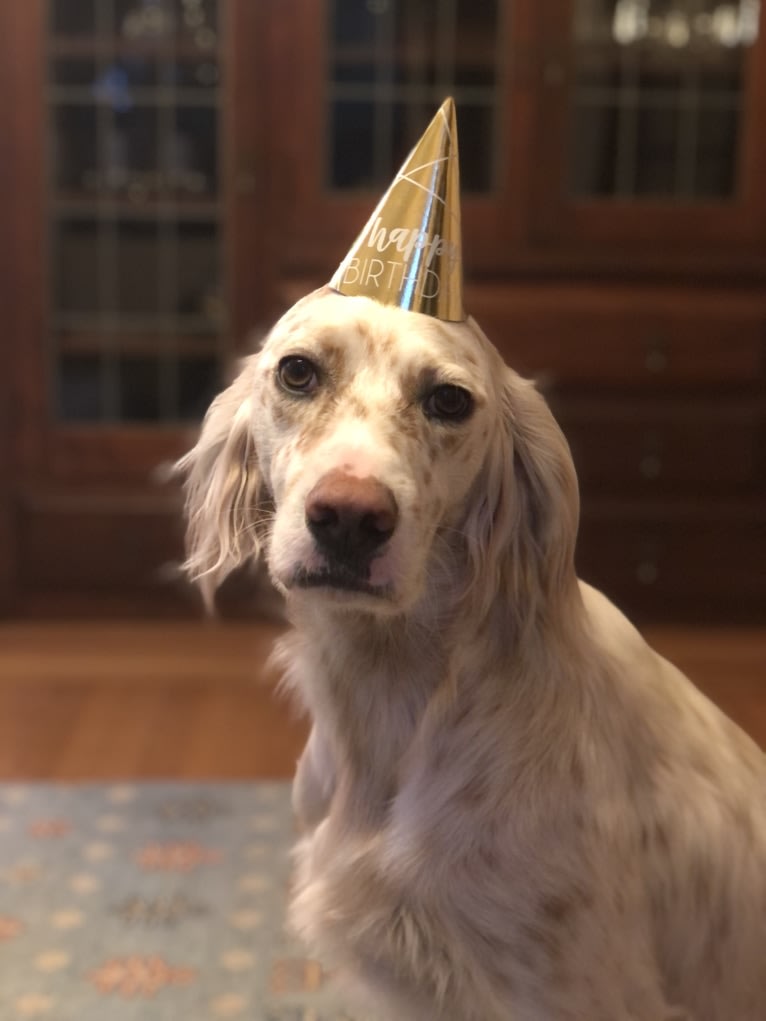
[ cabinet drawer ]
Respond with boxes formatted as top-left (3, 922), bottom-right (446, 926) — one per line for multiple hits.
top-left (470, 286), bottom-right (765, 387)
top-left (556, 400), bottom-right (763, 491)
top-left (577, 504), bottom-right (766, 621)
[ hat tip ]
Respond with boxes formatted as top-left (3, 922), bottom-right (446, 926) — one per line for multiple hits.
top-left (329, 97), bottom-right (465, 321)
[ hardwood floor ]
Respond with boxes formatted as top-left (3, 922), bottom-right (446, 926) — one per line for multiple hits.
top-left (0, 619), bottom-right (307, 780)
top-left (0, 618), bottom-right (763, 780)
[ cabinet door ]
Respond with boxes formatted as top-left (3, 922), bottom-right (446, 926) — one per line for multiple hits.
top-left (268, 0), bottom-right (520, 278)
top-left (527, 0), bottom-right (766, 256)
top-left (2, 0), bottom-right (269, 612)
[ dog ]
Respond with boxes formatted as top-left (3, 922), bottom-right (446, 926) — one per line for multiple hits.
top-left (177, 286), bottom-right (766, 1020)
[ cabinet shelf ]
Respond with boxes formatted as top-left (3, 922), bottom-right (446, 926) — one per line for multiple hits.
top-left (332, 40), bottom-right (497, 68)
top-left (49, 38), bottom-right (221, 60)
top-left (55, 329), bottom-right (222, 357)
top-left (52, 194), bottom-right (221, 220)
top-left (575, 40), bottom-right (745, 75)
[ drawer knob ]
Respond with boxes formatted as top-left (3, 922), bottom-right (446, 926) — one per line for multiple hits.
top-left (640, 454), bottom-right (662, 479)
top-left (644, 349), bottom-right (668, 374)
top-left (636, 561), bottom-right (659, 585)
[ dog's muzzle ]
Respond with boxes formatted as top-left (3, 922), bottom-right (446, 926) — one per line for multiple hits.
top-left (304, 469), bottom-right (398, 572)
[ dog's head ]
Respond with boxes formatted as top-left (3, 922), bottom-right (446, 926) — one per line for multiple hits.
top-left (177, 288), bottom-right (579, 618)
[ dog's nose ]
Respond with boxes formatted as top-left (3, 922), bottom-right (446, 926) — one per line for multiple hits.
top-left (305, 470), bottom-right (398, 562)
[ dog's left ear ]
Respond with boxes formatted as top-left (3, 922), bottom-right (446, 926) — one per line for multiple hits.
top-left (464, 368), bottom-right (580, 617)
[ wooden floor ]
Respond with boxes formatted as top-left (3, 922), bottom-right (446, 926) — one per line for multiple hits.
top-left (0, 619), bottom-right (763, 780)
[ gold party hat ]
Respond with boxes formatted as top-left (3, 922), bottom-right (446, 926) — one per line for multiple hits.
top-left (329, 97), bottom-right (465, 322)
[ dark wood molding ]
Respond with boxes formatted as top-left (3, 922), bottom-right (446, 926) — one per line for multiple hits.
top-left (0, 0), bottom-right (46, 612)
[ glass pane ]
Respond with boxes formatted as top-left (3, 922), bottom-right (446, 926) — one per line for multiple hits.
top-left (457, 104), bottom-right (496, 191)
top-left (571, 104), bottom-right (621, 195)
top-left (112, 1), bottom-right (219, 47)
top-left (327, 0), bottom-right (500, 193)
top-left (178, 356), bottom-right (220, 419)
top-left (177, 223), bottom-right (222, 323)
top-left (331, 101), bottom-right (376, 188)
top-left (53, 105), bottom-right (99, 193)
top-left (58, 355), bottom-right (104, 421)
top-left (635, 104), bottom-right (679, 194)
top-left (47, 0), bottom-right (226, 425)
top-left (118, 357), bottom-right (162, 420)
top-left (173, 0), bottom-right (219, 47)
top-left (114, 0), bottom-right (175, 43)
top-left (173, 108), bottom-right (218, 195)
top-left (51, 58), bottom-right (99, 87)
top-left (696, 104), bottom-right (739, 194)
top-left (116, 222), bottom-right (161, 317)
top-left (114, 105), bottom-right (160, 179)
top-left (569, 0), bottom-right (759, 199)
top-left (173, 57), bottom-right (220, 90)
top-left (55, 219), bottom-right (101, 315)
top-left (50, 0), bottom-right (96, 37)
top-left (331, 0), bottom-right (377, 45)
top-left (117, 56), bottom-right (161, 89)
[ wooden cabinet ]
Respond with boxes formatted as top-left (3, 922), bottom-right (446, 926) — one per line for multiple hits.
top-left (1, 0), bottom-right (271, 614)
top-left (472, 282), bottom-right (766, 620)
top-left (2, 0), bottom-right (765, 621)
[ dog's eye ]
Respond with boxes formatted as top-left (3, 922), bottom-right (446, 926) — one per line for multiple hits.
top-left (278, 356), bottom-right (319, 394)
top-left (424, 384), bottom-right (473, 422)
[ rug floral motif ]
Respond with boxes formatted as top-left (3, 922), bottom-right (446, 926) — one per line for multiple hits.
top-left (0, 783), bottom-right (359, 1020)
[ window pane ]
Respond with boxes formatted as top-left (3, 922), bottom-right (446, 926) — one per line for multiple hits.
top-left (116, 222), bottom-right (161, 317)
top-left (58, 355), bottom-right (104, 421)
top-left (635, 104), bottom-right (679, 195)
top-left (47, 0), bottom-right (226, 425)
top-left (118, 357), bottom-right (162, 421)
top-left (569, 0), bottom-right (757, 200)
top-left (53, 106), bottom-right (99, 194)
top-left (458, 104), bottom-right (496, 191)
top-left (178, 356), bottom-right (221, 420)
top-left (330, 101), bottom-right (376, 188)
top-left (696, 105), bottom-right (739, 195)
top-left (55, 220), bottom-right (101, 315)
top-left (327, 0), bottom-right (500, 193)
top-left (570, 104), bottom-right (621, 195)
top-left (50, 0), bottom-right (96, 37)
top-left (173, 107), bottom-right (219, 195)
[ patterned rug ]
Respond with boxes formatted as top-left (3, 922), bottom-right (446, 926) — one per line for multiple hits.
top-left (0, 783), bottom-right (358, 1021)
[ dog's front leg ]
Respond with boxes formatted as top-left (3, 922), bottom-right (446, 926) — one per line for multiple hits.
top-left (292, 725), bottom-right (336, 832)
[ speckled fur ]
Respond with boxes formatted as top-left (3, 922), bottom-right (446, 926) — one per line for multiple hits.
top-left (177, 288), bottom-right (766, 1021)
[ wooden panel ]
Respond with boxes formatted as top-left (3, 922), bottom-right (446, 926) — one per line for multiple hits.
top-left (557, 399), bottom-right (764, 492)
top-left (0, 0), bottom-right (45, 610)
top-left (17, 490), bottom-right (185, 593)
top-left (0, 0), bottom-right (46, 477)
top-left (577, 503), bottom-right (766, 622)
top-left (48, 427), bottom-right (194, 482)
top-left (0, 620), bottom-right (309, 780)
top-left (268, 0), bottom-right (507, 277)
top-left (226, 0), bottom-right (278, 334)
top-left (471, 285), bottom-right (766, 386)
top-left (526, 0), bottom-right (766, 250)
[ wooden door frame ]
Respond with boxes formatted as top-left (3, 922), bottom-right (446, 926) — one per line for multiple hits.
top-left (0, 0), bottom-right (47, 613)
top-left (525, 0), bottom-right (766, 260)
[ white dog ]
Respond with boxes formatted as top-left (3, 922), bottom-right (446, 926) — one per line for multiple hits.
top-left (178, 286), bottom-right (766, 1021)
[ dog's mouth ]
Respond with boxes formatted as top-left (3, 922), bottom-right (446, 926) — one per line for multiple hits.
top-left (291, 565), bottom-right (392, 599)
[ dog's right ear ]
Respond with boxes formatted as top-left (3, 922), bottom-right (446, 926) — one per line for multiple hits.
top-left (174, 355), bottom-right (268, 608)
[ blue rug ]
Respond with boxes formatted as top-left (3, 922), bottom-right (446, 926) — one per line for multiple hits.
top-left (0, 783), bottom-right (357, 1020)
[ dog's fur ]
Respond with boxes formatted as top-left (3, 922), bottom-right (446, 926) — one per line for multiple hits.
top-left (177, 287), bottom-right (766, 1021)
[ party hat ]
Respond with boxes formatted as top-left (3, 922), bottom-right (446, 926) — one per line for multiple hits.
top-left (329, 97), bottom-right (465, 322)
